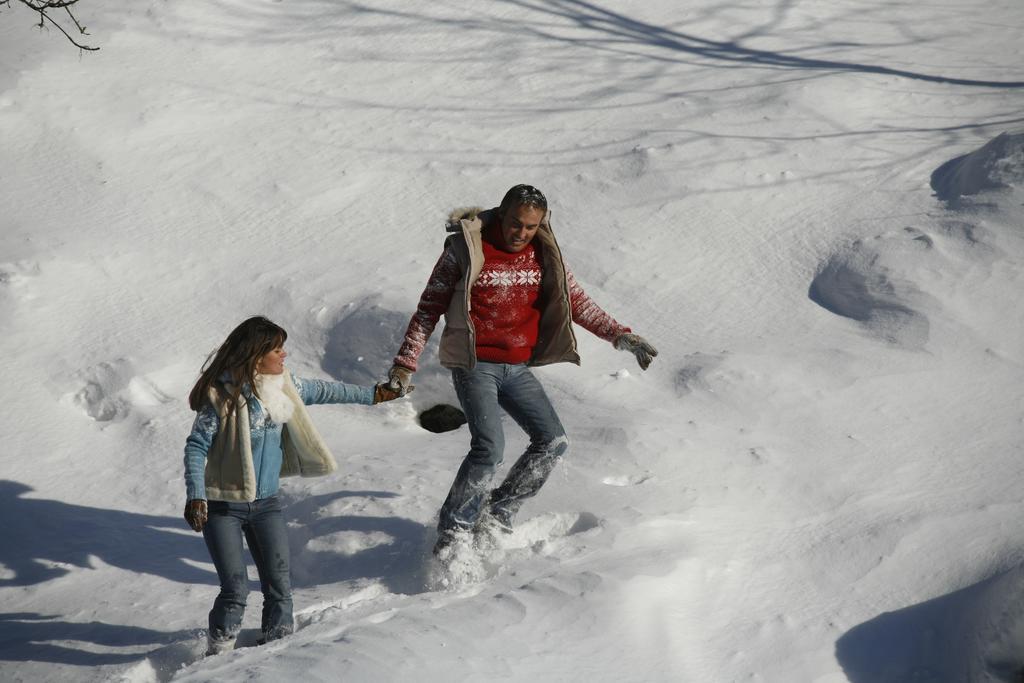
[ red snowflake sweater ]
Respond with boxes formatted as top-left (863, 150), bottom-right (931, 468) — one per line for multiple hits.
top-left (473, 240), bottom-right (543, 364)
top-left (394, 238), bottom-right (629, 371)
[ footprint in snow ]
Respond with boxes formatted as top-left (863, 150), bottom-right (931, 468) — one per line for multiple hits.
top-left (67, 360), bottom-right (175, 422)
top-left (601, 474), bottom-right (652, 487)
top-left (427, 511), bottom-right (603, 591)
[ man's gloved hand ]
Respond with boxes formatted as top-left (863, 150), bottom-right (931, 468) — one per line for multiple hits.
top-left (374, 382), bottom-right (413, 403)
top-left (184, 499), bottom-right (208, 532)
top-left (387, 365), bottom-right (414, 396)
top-left (614, 333), bottom-right (659, 371)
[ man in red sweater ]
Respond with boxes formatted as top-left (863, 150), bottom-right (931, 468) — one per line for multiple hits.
top-left (387, 185), bottom-right (657, 557)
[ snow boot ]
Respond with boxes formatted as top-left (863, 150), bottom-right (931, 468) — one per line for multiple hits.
top-left (205, 633), bottom-right (237, 656)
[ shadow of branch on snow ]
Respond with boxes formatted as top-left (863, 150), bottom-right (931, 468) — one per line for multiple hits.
top-left (165, 0), bottom-right (1023, 88)
top-left (136, 0), bottom-right (1022, 189)
top-left (493, 0), bottom-right (1024, 88)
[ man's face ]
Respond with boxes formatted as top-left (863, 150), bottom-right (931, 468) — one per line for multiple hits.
top-left (497, 203), bottom-right (545, 252)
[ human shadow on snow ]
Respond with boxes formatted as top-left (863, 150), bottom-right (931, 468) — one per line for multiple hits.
top-left (0, 483), bottom-right (429, 668)
top-left (0, 480), bottom-right (212, 588)
top-left (0, 612), bottom-right (187, 667)
top-left (0, 479), bottom-right (429, 592)
top-left (283, 489), bottom-right (432, 596)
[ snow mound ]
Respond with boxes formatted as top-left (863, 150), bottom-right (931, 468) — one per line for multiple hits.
top-left (322, 303), bottom-right (410, 385)
top-left (931, 131), bottom-right (1024, 202)
top-left (809, 237), bottom-right (929, 348)
top-left (837, 564), bottom-right (1024, 682)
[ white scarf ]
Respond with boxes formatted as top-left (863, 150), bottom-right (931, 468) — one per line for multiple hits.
top-left (254, 373), bottom-right (295, 424)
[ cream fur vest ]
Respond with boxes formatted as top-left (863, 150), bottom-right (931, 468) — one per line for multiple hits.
top-left (203, 370), bottom-right (337, 502)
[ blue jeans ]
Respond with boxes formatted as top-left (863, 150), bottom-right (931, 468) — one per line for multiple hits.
top-left (203, 496), bottom-right (293, 641)
top-left (440, 362), bottom-right (569, 533)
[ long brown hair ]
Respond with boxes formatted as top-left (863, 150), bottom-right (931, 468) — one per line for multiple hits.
top-left (188, 316), bottom-right (288, 411)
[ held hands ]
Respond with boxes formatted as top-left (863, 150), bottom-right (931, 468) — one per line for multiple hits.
top-left (614, 333), bottom-right (659, 370)
top-left (386, 365), bottom-right (414, 396)
top-left (184, 499), bottom-right (208, 532)
top-left (374, 382), bottom-right (413, 403)
top-left (375, 365), bottom-right (415, 403)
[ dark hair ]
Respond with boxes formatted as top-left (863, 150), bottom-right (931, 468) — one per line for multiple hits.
top-left (498, 184), bottom-right (547, 216)
top-left (188, 316), bottom-right (287, 411)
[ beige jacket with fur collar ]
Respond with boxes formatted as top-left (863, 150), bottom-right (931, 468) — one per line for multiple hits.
top-left (392, 206), bottom-right (630, 372)
top-left (439, 206), bottom-right (581, 369)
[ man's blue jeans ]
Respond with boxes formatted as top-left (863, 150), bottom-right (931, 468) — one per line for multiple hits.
top-left (440, 362), bottom-right (569, 533)
top-left (203, 496), bottom-right (293, 641)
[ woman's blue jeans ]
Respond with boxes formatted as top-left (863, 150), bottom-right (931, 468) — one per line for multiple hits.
top-left (441, 362), bottom-right (569, 533)
top-left (203, 496), bottom-right (293, 642)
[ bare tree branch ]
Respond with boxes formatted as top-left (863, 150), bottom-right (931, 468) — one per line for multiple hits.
top-left (3, 0), bottom-right (99, 51)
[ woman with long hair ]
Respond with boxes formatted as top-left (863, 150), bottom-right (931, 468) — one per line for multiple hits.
top-left (183, 316), bottom-right (406, 654)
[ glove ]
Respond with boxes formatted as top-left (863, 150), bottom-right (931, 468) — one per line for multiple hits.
top-left (387, 365), bottom-right (414, 396)
top-left (614, 333), bottom-right (658, 370)
top-left (374, 382), bottom-right (413, 403)
top-left (184, 499), bottom-right (208, 532)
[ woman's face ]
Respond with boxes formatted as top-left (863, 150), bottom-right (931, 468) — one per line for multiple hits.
top-left (257, 346), bottom-right (287, 375)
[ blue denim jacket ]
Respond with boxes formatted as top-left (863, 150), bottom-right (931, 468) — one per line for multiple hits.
top-left (184, 375), bottom-right (373, 500)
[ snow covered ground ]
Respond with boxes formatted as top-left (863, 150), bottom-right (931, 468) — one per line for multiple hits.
top-left (1, 1), bottom-right (1023, 681)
